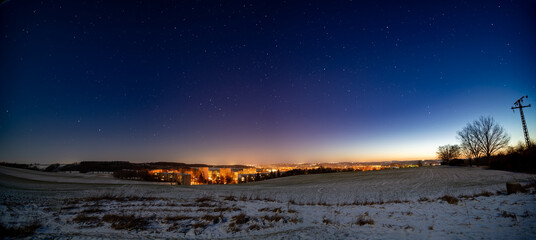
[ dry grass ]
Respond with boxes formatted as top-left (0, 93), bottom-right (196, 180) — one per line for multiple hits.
top-left (164, 215), bottom-right (194, 222)
top-left (228, 213), bottom-right (249, 232)
top-left (228, 223), bottom-right (241, 233)
top-left (404, 225), bottom-right (415, 231)
top-left (166, 222), bottom-right (180, 232)
top-left (102, 214), bottom-right (149, 230)
top-left (231, 213), bottom-right (249, 225)
top-left (81, 207), bottom-right (104, 214)
top-left (61, 205), bottom-right (79, 210)
top-left (439, 195), bottom-right (459, 204)
top-left (289, 216), bottom-right (301, 223)
top-left (195, 196), bottom-right (214, 203)
top-left (83, 194), bottom-right (157, 203)
top-left (223, 195), bottom-right (236, 201)
top-left (460, 191), bottom-right (496, 200)
top-left (192, 222), bottom-right (208, 229)
top-left (356, 215), bottom-right (375, 226)
top-left (248, 224), bottom-right (261, 230)
top-left (340, 199), bottom-right (411, 206)
top-left (501, 211), bottom-right (517, 219)
top-left (261, 214), bottom-right (285, 222)
top-left (72, 213), bottom-right (100, 224)
top-left (418, 197), bottom-right (430, 202)
top-left (214, 206), bottom-right (241, 212)
top-left (473, 191), bottom-right (495, 197)
top-left (196, 202), bottom-right (216, 208)
top-left (258, 207), bottom-right (282, 213)
top-left (201, 214), bottom-right (221, 224)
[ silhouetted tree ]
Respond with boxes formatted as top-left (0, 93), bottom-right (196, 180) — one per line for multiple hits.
top-left (457, 125), bottom-right (481, 166)
top-left (468, 116), bottom-right (510, 158)
top-left (437, 144), bottom-right (461, 165)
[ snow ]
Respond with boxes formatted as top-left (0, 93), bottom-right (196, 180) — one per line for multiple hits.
top-left (1, 166), bottom-right (535, 239)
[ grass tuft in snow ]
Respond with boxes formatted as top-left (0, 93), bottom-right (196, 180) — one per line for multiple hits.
top-left (261, 214), bottom-right (285, 222)
top-left (501, 211), bottom-right (517, 219)
top-left (439, 195), bottom-right (459, 204)
top-left (259, 207), bottom-right (282, 213)
top-left (72, 213), bottom-right (100, 225)
top-left (356, 214), bottom-right (375, 226)
top-left (201, 214), bottom-right (222, 224)
top-left (418, 197), bottom-right (430, 202)
top-left (102, 214), bottom-right (149, 230)
top-left (223, 195), bottom-right (236, 201)
top-left (195, 196), bottom-right (214, 203)
top-left (84, 194), bottom-right (157, 203)
top-left (214, 206), bottom-right (241, 212)
top-left (231, 213), bottom-right (249, 225)
top-left (289, 216), bottom-right (301, 223)
top-left (474, 191), bottom-right (495, 197)
top-left (229, 213), bottom-right (249, 232)
top-left (248, 224), bottom-right (261, 231)
top-left (196, 202), bottom-right (216, 208)
top-left (192, 221), bottom-right (208, 229)
top-left (164, 215), bottom-right (194, 222)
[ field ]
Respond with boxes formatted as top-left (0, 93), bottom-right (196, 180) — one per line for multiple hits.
top-left (1, 166), bottom-right (535, 239)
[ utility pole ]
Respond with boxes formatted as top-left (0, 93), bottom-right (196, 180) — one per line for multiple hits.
top-left (511, 96), bottom-right (531, 147)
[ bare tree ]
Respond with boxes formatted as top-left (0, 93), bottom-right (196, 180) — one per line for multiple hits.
top-left (459, 116), bottom-right (510, 158)
top-left (457, 124), bottom-right (481, 163)
top-left (473, 116), bottom-right (510, 157)
top-left (437, 144), bottom-right (461, 165)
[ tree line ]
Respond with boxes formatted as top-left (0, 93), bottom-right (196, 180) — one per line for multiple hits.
top-left (437, 116), bottom-right (535, 172)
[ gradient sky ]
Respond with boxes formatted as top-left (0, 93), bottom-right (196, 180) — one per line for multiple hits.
top-left (1, 0), bottom-right (535, 165)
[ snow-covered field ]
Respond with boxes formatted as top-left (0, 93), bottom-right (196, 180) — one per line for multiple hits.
top-left (1, 166), bottom-right (535, 239)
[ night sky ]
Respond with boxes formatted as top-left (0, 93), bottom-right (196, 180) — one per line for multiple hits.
top-left (1, 0), bottom-right (535, 164)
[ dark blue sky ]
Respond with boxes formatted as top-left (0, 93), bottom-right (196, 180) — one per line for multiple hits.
top-left (1, 0), bottom-right (535, 164)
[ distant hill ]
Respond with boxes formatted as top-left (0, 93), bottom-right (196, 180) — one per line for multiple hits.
top-left (58, 161), bottom-right (251, 173)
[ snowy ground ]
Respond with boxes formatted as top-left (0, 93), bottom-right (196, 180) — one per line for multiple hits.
top-left (1, 166), bottom-right (535, 239)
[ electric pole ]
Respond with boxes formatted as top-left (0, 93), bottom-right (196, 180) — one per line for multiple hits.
top-left (511, 96), bottom-right (531, 147)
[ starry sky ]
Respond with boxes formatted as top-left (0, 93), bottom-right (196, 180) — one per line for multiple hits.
top-left (1, 0), bottom-right (535, 165)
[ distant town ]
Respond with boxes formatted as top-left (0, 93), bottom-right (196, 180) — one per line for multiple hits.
top-left (1, 160), bottom-right (441, 185)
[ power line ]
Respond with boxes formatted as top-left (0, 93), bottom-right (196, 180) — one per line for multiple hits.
top-left (511, 96), bottom-right (531, 147)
